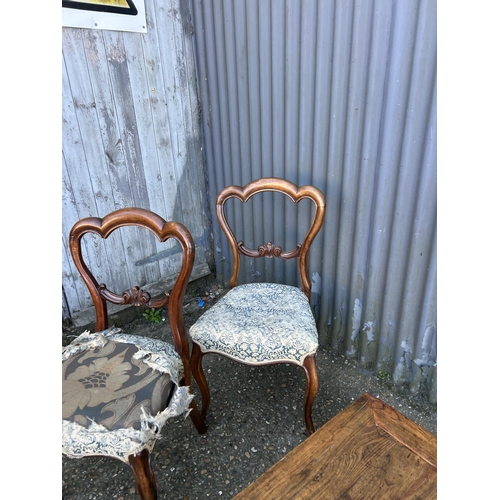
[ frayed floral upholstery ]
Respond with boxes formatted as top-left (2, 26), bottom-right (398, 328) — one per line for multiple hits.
top-left (62, 328), bottom-right (193, 463)
top-left (189, 283), bottom-right (318, 365)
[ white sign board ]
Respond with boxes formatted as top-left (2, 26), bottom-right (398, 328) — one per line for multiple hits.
top-left (62, 0), bottom-right (147, 34)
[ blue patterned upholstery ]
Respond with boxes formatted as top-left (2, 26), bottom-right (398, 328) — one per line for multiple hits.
top-left (189, 283), bottom-right (318, 365)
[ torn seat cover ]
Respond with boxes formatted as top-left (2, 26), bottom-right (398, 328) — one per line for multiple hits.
top-left (62, 328), bottom-right (193, 462)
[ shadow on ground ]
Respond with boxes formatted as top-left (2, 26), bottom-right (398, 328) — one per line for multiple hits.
top-left (62, 275), bottom-right (437, 500)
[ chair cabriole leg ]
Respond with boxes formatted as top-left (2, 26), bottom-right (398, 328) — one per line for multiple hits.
top-left (188, 398), bottom-right (208, 434)
top-left (302, 354), bottom-right (319, 436)
top-left (191, 343), bottom-right (211, 419)
top-left (129, 449), bottom-right (157, 500)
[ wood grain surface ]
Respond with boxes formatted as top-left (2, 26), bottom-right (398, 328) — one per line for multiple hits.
top-left (234, 393), bottom-right (437, 500)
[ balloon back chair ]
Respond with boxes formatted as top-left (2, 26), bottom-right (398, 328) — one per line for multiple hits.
top-left (62, 208), bottom-right (207, 500)
top-left (189, 178), bottom-right (325, 435)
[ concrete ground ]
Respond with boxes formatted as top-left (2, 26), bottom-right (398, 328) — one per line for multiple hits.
top-left (62, 276), bottom-right (437, 500)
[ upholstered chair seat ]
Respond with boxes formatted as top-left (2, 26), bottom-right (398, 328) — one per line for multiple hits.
top-left (189, 283), bottom-right (318, 365)
top-left (62, 328), bottom-right (193, 462)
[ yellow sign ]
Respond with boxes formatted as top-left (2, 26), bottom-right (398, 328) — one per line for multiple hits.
top-left (62, 0), bottom-right (147, 33)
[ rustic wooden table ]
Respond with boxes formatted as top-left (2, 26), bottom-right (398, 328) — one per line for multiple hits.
top-left (234, 392), bottom-right (437, 499)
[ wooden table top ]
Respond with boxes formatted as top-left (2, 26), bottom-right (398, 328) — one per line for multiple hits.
top-left (234, 393), bottom-right (437, 500)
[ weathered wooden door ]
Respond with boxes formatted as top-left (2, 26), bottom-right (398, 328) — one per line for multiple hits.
top-left (62, 1), bottom-right (212, 327)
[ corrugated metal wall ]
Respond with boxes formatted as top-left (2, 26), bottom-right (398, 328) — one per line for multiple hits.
top-left (189, 0), bottom-right (437, 400)
top-left (62, 0), bottom-right (212, 327)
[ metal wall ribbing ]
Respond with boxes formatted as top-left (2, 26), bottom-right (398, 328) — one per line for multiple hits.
top-left (189, 0), bottom-right (437, 400)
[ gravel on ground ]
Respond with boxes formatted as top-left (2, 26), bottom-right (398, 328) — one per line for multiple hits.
top-left (62, 276), bottom-right (437, 500)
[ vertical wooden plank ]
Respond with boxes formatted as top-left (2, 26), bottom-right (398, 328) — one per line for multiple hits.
top-left (63, 28), bottom-right (116, 304)
top-left (62, 155), bottom-right (91, 311)
top-left (132, 3), bottom-right (183, 280)
top-left (76, 28), bottom-right (142, 295)
top-left (101, 29), bottom-right (160, 287)
top-left (154, 0), bottom-right (190, 220)
top-left (152, 0), bottom-right (209, 272)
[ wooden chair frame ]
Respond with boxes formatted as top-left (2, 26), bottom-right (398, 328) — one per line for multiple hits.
top-left (68, 207), bottom-right (207, 500)
top-left (191, 178), bottom-right (325, 435)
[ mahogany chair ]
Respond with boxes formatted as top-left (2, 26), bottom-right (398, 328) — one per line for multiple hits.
top-left (189, 178), bottom-right (325, 435)
top-left (62, 208), bottom-right (207, 500)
